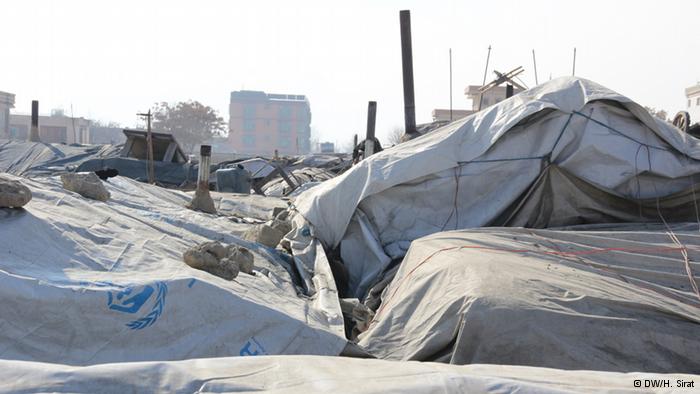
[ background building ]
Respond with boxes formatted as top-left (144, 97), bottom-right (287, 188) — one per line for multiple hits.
top-left (228, 90), bottom-right (311, 156)
top-left (319, 142), bottom-right (335, 153)
top-left (88, 126), bottom-right (126, 145)
top-left (465, 85), bottom-right (523, 110)
top-left (686, 83), bottom-right (700, 124)
top-left (430, 83), bottom-right (523, 124)
top-left (0, 91), bottom-right (15, 139)
top-left (9, 109), bottom-right (90, 144)
top-left (431, 109), bottom-right (474, 122)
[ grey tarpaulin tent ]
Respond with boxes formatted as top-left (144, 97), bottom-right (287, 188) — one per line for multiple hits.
top-left (357, 224), bottom-right (700, 372)
top-left (287, 77), bottom-right (700, 300)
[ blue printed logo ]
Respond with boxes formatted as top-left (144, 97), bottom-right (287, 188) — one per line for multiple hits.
top-left (240, 336), bottom-right (267, 356)
top-left (106, 282), bottom-right (168, 330)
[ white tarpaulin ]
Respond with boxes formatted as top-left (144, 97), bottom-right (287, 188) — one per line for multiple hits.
top-left (1, 355), bottom-right (697, 393)
top-left (0, 174), bottom-right (346, 365)
top-left (289, 77), bottom-right (700, 299)
top-left (358, 224), bottom-right (700, 373)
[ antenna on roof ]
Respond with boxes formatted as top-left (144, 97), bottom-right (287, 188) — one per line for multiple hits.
top-left (449, 48), bottom-right (453, 121)
top-left (478, 45), bottom-right (492, 110)
top-left (532, 49), bottom-right (539, 85)
top-left (572, 47), bottom-right (577, 76)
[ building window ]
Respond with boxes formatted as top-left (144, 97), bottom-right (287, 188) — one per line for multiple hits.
top-left (243, 106), bottom-right (256, 119)
top-left (690, 100), bottom-right (692, 108)
top-left (244, 119), bottom-right (255, 132)
top-left (279, 106), bottom-right (292, 119)
top-left (242, 135), bottom-right (256, 147)
top-left (278, 121), bottom-right (291, 133)
top-left (697, 98), bottom-right (700, 106)
top-left (278, 136), bottom-right (291, 148)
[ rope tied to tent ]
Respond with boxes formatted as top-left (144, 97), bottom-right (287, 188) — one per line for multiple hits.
top-left (640, 144), bottom-right (700, 302)
top-left (371, 242), bottom-right (700, 327)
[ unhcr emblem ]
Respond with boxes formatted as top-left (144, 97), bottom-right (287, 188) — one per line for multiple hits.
top-left (106, 282), bottom-right (168, 330)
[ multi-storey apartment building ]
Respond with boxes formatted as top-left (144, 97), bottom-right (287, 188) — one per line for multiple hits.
top-left (228, 90), bottom-right (311, 156)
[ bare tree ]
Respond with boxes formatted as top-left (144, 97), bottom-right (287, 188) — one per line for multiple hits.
top-left (387, 126), bottom-right (404, 146)
top-left (644, 106), bottom-right (669, 122)
top-left (309, 127), bottom-right (321, 153)
top-left (339, 136), bottom-right (357, 153)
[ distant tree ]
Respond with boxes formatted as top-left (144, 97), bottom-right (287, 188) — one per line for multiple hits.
top-left (151, 101), bottom-right (226, 154)
top-left (644, 107), bottom-right (669, 122)
top-left (340, 136), bottom-right (358, 153)
top-left (387, 126), bottom-right (404, 146)
top-left (309, 127), bottom-right (321, 153)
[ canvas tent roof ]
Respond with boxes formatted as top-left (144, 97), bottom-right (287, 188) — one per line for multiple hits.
top-left (288, 77), bottom-right (700, 299)
top-left (0, 139), bottom-right (121, 177)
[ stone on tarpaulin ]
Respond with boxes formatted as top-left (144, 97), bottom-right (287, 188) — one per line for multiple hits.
top-left (243, 224), bottom-right (284, 248)
top-left (60, 172), bottom-right (110, 201)
top-left (183, 241), bottom-right (255, 280)
top-left (0, 175), bottom-right (32, 208)
top-left (226, 245), bottom-right (254, 274)
top-left (271, 218), bottom-right (292, 235)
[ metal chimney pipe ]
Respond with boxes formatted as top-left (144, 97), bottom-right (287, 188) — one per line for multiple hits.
top-left (186, 144), bottom-right (217, 214)
top-left (198, 145), bottom-right (212, 189)
top-left (506, 84), bottom-right (514, 98)
top-left (364, 101), bottom-right (377, 159)
top-left (29, 100), bottom-right (40, 142)
top-left (400, 10), bottom-right (416, 137)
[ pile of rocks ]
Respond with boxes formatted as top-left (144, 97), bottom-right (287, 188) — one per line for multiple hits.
top-left (183, 241), bottom-right (254, 280)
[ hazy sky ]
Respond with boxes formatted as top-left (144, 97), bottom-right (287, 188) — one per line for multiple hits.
top-left (2, 0), bottom-right (699, 149)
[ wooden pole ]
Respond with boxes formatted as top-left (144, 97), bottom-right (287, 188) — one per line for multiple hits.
top-left (137, 110), bottom-right (155, 184)
top-left (146, 110), bottom-right (155, 184)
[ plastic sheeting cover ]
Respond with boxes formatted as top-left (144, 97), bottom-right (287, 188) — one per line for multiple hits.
top-left (358, 224), bottom-right (700, 373)
top-left (0, 139), bottom-right (120, 177)
top-left (288, 77), bottom-right (700, 299)
top-left (0, 175), bottom-right (346, 366)
top-left (1, 355), bottom-right (697, 393)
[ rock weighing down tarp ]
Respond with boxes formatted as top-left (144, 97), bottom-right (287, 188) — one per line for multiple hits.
top-left (358, 224), bottom-right (700, 373)
top-left (0, 174), bottom-right (346, 365)
top-left (289, 76), bottom-right (700, 300)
